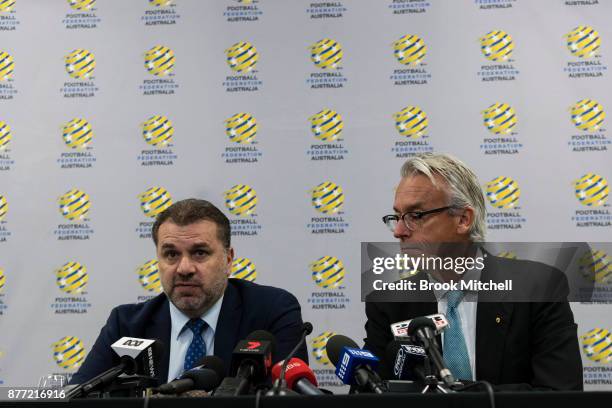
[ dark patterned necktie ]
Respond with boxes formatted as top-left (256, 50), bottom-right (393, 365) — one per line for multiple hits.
top-left (183, 318), bottom-right (208, 370)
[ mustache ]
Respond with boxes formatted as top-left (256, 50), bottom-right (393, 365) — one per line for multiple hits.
top-left (172, 276), bottom-right (203, 285)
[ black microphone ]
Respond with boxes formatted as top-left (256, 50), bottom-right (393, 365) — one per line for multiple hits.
top-left (156, 356), bottom-right (225, 394)
top-left (385, 340), bottom-right (427, 382)
top-left (274, 322), bottom-right (313, 394)
top-left (407, 317), bottom-right (455, 386)
top-left (67, 337), bottom-right (162, 399)
top-left (213, 330), bottom-right (276, 396)
top-left (326, 334), bottom-right (385, 394)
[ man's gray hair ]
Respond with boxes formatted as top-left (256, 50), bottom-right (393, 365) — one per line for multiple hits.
top-left (400, 153), bottom-right (486, 242)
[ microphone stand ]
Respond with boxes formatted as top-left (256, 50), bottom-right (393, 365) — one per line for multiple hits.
top-left (269, 322), bottom-right (312, 396)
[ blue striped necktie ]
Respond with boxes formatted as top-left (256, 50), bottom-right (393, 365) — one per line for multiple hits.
top-left (443, 290), bottom-right (473, 380)
top-left (183, 318), bottom-right (208, 370)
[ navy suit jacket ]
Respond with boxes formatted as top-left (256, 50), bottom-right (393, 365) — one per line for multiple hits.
top-left (364, 254), bottom-right (583, 390)
top-left (70, 279), bottom-right (307, 385)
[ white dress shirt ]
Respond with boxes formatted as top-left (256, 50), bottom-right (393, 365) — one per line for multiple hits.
top-left (166, 296), bottom-right (224, 382)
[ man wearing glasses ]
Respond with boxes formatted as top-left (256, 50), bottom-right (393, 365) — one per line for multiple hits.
top-left (363, 153), bottom-right (582, 390)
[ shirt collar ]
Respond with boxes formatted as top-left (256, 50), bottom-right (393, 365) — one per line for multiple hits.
top-left (169, 295), bottom-right (224, 341)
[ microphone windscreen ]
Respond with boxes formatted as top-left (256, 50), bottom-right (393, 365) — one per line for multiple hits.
top-left (325, 334), bottom-right (359, 367)
top-left (303, 322), bottom-right (314, 336)
top-left (246, 330), bottom-right (277, 355)
top-left (283, 358), bottom-right (318, 389)
top-left (120, 355), bottom-right (138, 376)
top-left (407, 316), bottom-right (436, 336)
top-left (192, 355), bottom-right (226, 379)
top-left (181, 369), bottom-right (220, 391)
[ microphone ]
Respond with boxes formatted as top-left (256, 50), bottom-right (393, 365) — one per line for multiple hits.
top-left (271, 358), bottom-right (324, 396)
top-left (156, 356), bottom-right (225, 395)
top-left (326, 334), bottom-right (385, 394)
top-left (385, 341), bottom-right (427, 382)
top-left (407, 317), bottom-right (455, 387)
top-left (67, 337), bottom-right (162, 399)
top-left (391, 314), bottom-right (449, 339)
top-left (213, 330), bottom-right (276, 396)
top-left (274, 322), bottom-right (313, 394)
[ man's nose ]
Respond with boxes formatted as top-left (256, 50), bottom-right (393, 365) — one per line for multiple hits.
top-left (393, 219), bottom-right (412, 240)
top-left (176, 255), bottom-right (196, 275)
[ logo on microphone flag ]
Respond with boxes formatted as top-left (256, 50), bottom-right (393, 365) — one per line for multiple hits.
top-left (566, 26), bottom-right (600, 59)
top-left (571, 99), bottom-right (605, 132)
top-left (581, 328), bottom-right (612, 363)
top-left (137, 260), bottom-right (162, 293)
top-left (68, 0), bottom-right (95, 11)
top-left (574, 173), bottom-right (609, 207)
top-left (480, 30), bottom-right (514, 62)
top-left (138, 187), bottom-right (173, 218)
top-left (231, 258), bottom-right (257, 282)
top-left (312, 331), bottom-right (336, 366)
top-left (52, 336), bottom-right (85, 370)
top-left (55, 261), bottom-right (88, 294)
top-left (393, 34), bottom-right (426, 66)
top-left (311, 256), bottom-right (344, 289)
top-left (226, 42), bottom-right (258, 73)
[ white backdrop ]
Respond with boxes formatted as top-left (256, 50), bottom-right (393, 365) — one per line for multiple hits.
top-left (0, 0), bottom-right (610, 391)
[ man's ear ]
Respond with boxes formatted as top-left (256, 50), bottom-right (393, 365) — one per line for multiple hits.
top-left (225, 247), bottom-right (235, 276)
top-left (456, 207), bottom-right (475, 236)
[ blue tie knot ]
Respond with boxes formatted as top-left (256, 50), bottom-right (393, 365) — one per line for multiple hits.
top-left (186, 318), bottom-right (207, 335)
top-left (446, 290), bottom-right (464, 309)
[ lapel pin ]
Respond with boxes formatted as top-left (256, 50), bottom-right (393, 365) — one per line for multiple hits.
top-left (495, 316), bottom-right (502, 324)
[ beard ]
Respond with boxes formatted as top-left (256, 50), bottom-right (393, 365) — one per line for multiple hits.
top-left (166, 273), bottom-right (228, 318)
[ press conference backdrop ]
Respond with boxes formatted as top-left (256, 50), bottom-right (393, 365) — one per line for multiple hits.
top-left (0, 0), bottom-right (610, 392)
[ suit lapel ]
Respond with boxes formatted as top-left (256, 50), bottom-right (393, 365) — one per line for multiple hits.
top-left (214, 281), bottom-right (243, 372)
top-left (475, 255), bottom-right (514, 382)
top-left (147, 296), bottom-right (171, 383)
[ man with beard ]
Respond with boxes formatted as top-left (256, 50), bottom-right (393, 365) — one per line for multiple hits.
top-left (71, 199), bottom-right (307, 385)
top-left (365, 153), bottom-right (583, 390)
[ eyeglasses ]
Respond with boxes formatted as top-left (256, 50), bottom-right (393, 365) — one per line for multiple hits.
top-left (382, 206), bottom-right (453, 232)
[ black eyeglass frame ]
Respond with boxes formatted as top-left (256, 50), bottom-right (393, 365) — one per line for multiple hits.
top-left (382, 206), bottom-right (454, 231)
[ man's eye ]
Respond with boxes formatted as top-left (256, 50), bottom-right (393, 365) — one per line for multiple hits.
top-left (164, 251), bottom-right (178, 259)
top-left (406, 213), bottom-right (421, 221)
top-left (194, 249), bottom-right (208, 258)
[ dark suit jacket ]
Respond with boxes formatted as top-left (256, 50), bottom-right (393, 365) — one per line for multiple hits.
top-left (70, 279), bottom-right (307, 385)
top-left (364, 254), bottom-right (583, 390)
